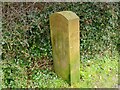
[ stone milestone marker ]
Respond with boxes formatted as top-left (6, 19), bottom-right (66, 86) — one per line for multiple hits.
top-left (50, 11), bottom-right (80, 85)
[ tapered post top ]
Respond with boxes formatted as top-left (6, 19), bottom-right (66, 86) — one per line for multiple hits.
top-left (50, 11), bottom-right (79, 21)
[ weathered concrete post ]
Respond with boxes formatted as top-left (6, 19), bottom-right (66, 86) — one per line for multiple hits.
top-left (50, 11), bottom-right (80, 85)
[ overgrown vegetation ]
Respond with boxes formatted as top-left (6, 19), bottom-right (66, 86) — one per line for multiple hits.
top-left (1, 53), bottom-right (118, 88)
top-left (1, 2), bottom-right (119, 88)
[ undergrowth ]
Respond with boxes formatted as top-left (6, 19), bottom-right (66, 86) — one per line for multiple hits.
top-left (1, 53), bottom-right (118, 88)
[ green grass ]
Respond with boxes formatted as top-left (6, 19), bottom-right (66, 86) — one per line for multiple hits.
top-left (1, 54), bottom-right (118, 88)
top-left (78, 54), bottom-right (118, 88)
